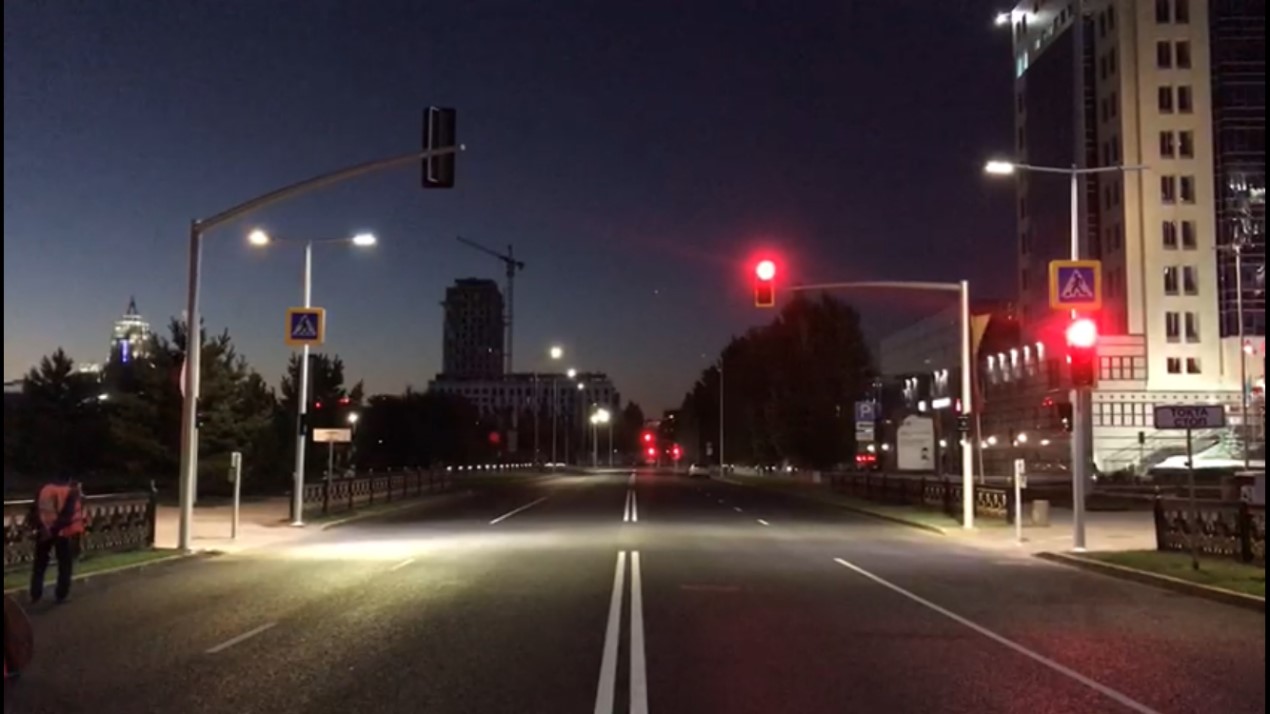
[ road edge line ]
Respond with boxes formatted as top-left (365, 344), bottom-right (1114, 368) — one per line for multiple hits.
top-left (1035, 552), bottom-right (1265, 614)
top-left (319, 490), bottom-right (472, 531)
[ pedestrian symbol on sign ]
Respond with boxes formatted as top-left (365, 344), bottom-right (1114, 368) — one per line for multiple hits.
top-left (1060, 269), bottom-right (1095, 300)
top-left (285, 307), bottom-right (326, 346)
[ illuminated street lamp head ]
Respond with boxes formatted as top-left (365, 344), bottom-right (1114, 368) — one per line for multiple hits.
top-left (347, 412), bottom-right (360, 425)
top-left (755, 259), bottom-right (776, 281)
top-left (984, 160), bottom-right (1017, 176)
top-left (994, 11), bottom-right (1011, 27)
top-left (595, 408), bottom-right (611, 424)
top-left (577, 382), bottom-right (585, 391)
top-left (566, 368), bottom-right (577, 379)
top-left (351, 232), bottom-right (377, 247)
top-left (247, 229), bottom-right (271, 246)
top-left (550, 346), bottom-right (564, 360)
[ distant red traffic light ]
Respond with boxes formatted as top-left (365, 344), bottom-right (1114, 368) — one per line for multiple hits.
top-left (1065, 317), bottom-right (1098, 387)
top-left (642, 431), bottom-right (654, 443)
top-left (754, 259), bottom-right (776, 308)
top-left (1066, 318), bottom-right (1098, 349)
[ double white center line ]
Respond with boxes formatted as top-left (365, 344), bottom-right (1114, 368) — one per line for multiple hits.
top-left (594, 551), bottom-right (648, 714)
top-left (623, 489), bottom-right (639, 523)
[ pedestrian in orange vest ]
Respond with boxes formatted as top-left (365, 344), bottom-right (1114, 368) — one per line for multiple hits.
top-left (26, 476), bottom-right (86, 604)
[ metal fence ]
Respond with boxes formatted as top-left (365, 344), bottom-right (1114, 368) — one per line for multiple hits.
top-left (3, 489), bottom-right (157, 568)
top-left (302, 468), bottom-right (455, 517)
top-left (826, 472), bottom-right (1014, 522)
top-left (1153, 498), bottom-right (1265, 568)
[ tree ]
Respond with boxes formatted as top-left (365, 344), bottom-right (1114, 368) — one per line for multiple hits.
top-left (678, 294), bottom-right (874, 469)
top-left (279, 352), bottom-right (363, 477)
top-left (14, 349), bottom-right (107, 476)
top-left (615, 401), bottom-right (646, 457)
top-left (354, 389), bottom-right (496, 468)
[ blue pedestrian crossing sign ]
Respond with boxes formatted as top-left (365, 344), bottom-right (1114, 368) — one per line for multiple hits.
top-left (1049, 260), bottom-right (1102, 311)
top-left (285, 307), bottom-right (326, 347)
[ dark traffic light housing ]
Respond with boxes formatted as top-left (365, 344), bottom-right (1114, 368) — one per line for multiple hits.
top-left (422, 107), bottom-right (457, 189)
top-left (754, 259), bottom-right (776, 308)
top-left (1065, 317), bottom-right (1098, 388)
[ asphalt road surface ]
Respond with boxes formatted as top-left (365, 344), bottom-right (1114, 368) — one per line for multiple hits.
top-left (5, 471), bottom-right (1264, 714)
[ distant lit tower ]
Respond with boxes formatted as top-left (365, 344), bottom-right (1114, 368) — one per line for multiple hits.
top-left (110, 296), bottom-right (151, 364)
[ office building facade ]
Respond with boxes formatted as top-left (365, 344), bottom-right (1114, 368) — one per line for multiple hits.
top-left (442, 279), bottom-right (505, 379)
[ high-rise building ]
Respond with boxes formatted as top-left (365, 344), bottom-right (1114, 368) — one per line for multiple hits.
top-left (984, 0), bottom-right (1265, 473)
top-left (442, 279), bottom-right (505, 379)
top-left (110, 296), bottom-right (151, 364)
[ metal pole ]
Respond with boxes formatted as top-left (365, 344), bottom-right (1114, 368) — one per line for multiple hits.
top-left (959, 279), bottom-right (975, 530)
top-left (1068, 168), bottom-right (1091, 552)
top-left (231, 451), bottom-right (242, 540)
top-left (533, 375), bottom-right (540, 466)
top-left (291, 241), bottom-right (313, 527)
top-left (1235, 245), bottom-right (1250, 469)
top-left (1186, 426), bottom-right (1199, 570)
top-left (552, 378), bottom-right (558, 467)
top-left (1014, 459), bottom-right (1024, 545)
top-left (592, 416), bottom-right (599, 468)
top-left (177, 222), bottom-right (203, 553)
top-left (718, 361), bottom-right (725, 471)
top-left (607, 422), bottom-right (613, 467)
top-left (328, 441), bottom-right (335, 484)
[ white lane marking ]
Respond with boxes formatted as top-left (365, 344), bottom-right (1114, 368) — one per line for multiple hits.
top-left (593, 551), bottom-right (627, 714)
top-left (205, 622), bottom-right (278, 655)
top-left (832, 558), bottom-right (1161, 714)
top-left (389, 557), bottom-right (416, 572)
top-left (756, 519), bottom-right (770, 526)
top-left (622, 490), bottom-right (631, 522)
top-left (629, 551), bottom-right (648, 714)
top-left (489, 497), bottom-right (548, 525)
top-left (628, 472), bottom-right (636, 487)
top-left (630, 490), bottom-right (639, 523)
top-left (733, 506), bottom-right (743, 513)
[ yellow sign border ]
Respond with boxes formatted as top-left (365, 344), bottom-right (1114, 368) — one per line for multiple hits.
top-left (285, 307), bottom-right (326, 346)
top-left (1049, 260), bottom-right (1102, 311)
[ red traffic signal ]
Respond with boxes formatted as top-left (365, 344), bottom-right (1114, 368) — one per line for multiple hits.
top-left (646, 446), bottom-right (657, 459)
top-left (642, 431), bottom-right (655, 444)
top-left (1065, 318), bottom-right (1098, 387)
top-left (754, 259), bottom-right (776, 308)
top-left (671, 444), bottom-right (683, 461)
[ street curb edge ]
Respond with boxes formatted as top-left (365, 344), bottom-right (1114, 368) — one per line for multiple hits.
top-left (318, 490), bottom-right (473, 531)
top-left (4, 551), bottom-right (217, 597)
top-left (1035, 551), bottom-right (1266, 614)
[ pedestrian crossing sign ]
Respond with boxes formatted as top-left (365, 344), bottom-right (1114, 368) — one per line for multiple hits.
top-left (285, 307), bottom-right (326, 347)
top-left (1049, 260), bottom-right (1102, 311)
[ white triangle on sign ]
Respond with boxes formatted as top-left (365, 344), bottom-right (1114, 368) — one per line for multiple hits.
top-left (1060, 270), bottom-right (1095, 300)
top-left (293, 315), bottom-right (319, 339)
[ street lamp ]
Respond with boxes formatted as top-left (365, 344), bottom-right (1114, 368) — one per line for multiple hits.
top-left (591, 407), bottom-right (612, 468)
top-left (249, 228), bottom-right (377, 526)
top-left (985, 158), bottom-right (1150, 550)
top-left (347, 412), bottom-right (360, 425)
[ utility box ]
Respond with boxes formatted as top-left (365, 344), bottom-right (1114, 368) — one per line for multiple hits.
top-left (1031, 499), bottom-right (1051, 527)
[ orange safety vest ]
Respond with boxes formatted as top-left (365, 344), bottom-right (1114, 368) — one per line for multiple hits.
top-left (33, 482), bottom-right (85, 539)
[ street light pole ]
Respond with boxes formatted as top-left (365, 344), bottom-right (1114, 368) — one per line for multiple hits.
top-left (790, 279), bottom-right (977, 529)
top-left (291, 240), bottom-right (314, 526)
top-left (718, 359), bottom-right (725, 471)
top-left (175, 144), bottom-right (459, 552)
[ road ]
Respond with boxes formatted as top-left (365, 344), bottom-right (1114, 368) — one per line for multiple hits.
top-left (5, 471), bottom-right (1264, 714)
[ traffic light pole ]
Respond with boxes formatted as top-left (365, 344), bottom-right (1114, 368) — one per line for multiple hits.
top-left (790, 279), bottom-right (977, 530)
top-left (176, 145), bottom-right (459, 553)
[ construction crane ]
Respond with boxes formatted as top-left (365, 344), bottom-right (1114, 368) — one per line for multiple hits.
top-left (456, 236), bottom-right (525, 374)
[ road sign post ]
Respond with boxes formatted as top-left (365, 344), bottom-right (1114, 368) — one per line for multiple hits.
top-left (1013, 458), bottom-right (1026, 545)
top-left (1154, 405), bottom-right (1227, 571)
top-left (1050, 260), bottom-right (1102, 552)
top-left (229, 451), bottom-right (242, 540)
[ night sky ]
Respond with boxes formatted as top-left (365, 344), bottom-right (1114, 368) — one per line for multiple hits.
top-left (5, 0), bottom-right (1015, 412)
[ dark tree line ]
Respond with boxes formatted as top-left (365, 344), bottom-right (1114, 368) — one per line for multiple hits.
top-left (675, 294), bottom-right (874, 470)
top-left (4, 319), bottom-right (519, 496)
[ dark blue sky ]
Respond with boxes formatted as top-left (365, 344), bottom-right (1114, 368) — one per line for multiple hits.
top-left (4, 0), bottom-right (1015, 412)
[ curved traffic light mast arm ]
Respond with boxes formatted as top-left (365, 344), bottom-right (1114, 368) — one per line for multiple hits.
top-left (787, 279), bottom-right (977, 530)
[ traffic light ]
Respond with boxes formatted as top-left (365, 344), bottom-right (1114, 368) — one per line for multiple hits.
top-left (422, 106), bottom-right (457, 189)
top-left (671, 444), bottom-right (683, 461)
top-left (1065, 317), bottom-right (1098, 388)
top-left (642, 431), bottom-right (655, 444)
top-left (754, 259), bottom-right (776, 308)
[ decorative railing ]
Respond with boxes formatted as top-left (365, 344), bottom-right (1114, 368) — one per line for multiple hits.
top-left (1153, 498), bottom-right (1265, 568)
top-left (826, 472), bottom-right (1014, 522)
top-left (3, 489), bottom-right (157, 568)
top-left (302, 468), bottom-right (454, 516)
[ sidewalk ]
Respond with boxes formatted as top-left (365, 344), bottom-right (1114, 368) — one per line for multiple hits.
top-left (941, 508), bottom-right (1158, 556)
top-left (154, 497), bottom-right (311, 554)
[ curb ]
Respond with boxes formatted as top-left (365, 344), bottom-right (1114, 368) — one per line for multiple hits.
top-left (716, 476), bottom-right (952, 536)
top-left (4, 551), bottom-right (215, 597)
top-left (1035, 552), bottom-right (1266, 613)
top-left (318, 490), bottom-right (473, 531)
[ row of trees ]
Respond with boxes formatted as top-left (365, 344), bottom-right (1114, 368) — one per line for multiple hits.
top-left (673, 294), bottom-right (875, 470)
top-left (6, 319), bottom-right (507, 496)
